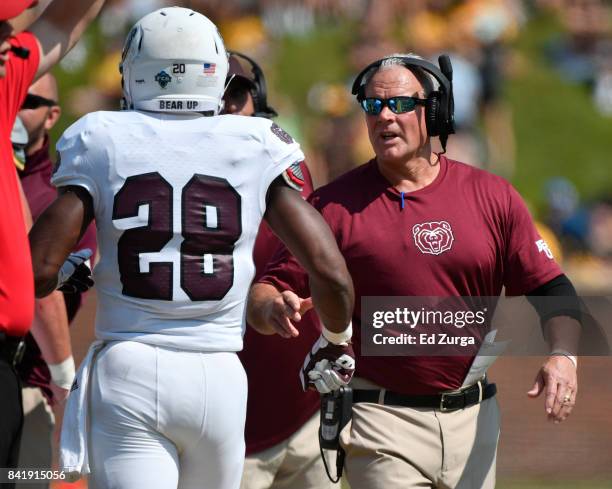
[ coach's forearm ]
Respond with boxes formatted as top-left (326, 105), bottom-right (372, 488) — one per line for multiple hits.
top-left (544, 316), bottom-right (581, 357)
top-left (30, 291), bottom-right (71, 364)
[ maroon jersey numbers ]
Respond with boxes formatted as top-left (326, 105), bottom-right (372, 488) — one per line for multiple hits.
top-left (112, 172), bottom-right (242, 301)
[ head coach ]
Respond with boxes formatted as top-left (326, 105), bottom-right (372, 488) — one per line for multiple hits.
top-left (247, 53), bottom-right (582, 489)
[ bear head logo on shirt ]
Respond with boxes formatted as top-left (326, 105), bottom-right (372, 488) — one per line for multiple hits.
top-left (412, 221), bottom-right (454, 255)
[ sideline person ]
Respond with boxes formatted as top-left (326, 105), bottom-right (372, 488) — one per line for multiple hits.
top-left (223, 51), bottom-right (333, 489)
top-left (13, 73), bottom-right (97, 487)
top-left (248, 53), bottom-right (581, 489)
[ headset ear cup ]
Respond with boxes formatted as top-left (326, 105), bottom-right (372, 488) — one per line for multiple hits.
top-left (437, 93), bottom-right (449, 138)
top-left (426, 93), bottom-right (440, 137)
top-left (357, 85), bottom-right (365, 102)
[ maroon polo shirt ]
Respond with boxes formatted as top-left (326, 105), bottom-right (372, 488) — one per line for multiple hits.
top-left (238, 162), bottom-right (322, 455)
top-left (260, 156), bottom-right (563, 395)
top-left (18, 137), bottom-right (97, 404)
top-left (0, 32), bottom-right (40, 337)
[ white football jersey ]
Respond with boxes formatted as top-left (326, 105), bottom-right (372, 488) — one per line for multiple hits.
top-left (53, 111), bottom-right (304, 352)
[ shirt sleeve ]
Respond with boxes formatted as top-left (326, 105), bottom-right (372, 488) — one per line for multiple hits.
top-left (258, 121), bottom-right (305, 214)
top-left (258, 242), bottom-right (311, 298)
top-left (52, 114), bottom-right (104, 211)
top-left (503, 184), bottom-right (563, 295)
top-left (1, 32), bottom-right (40, 131)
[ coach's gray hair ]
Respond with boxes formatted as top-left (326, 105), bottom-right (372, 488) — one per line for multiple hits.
top-left (361, 53), bottom-right (436, 96)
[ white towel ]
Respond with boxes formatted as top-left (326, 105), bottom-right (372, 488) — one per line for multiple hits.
top-left (59, 340), bottom-right (105, 482)
top-left (461, 330), bottom-right (509, 388)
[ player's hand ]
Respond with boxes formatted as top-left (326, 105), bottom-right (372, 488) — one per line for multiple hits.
top-left (57, 249), bottom-right (94, 293)
top-left (50, 382), bottom-right (70, 407)
top-left (301, 334), bottom-right (355, 394)
top-left (263, 291), bottom-right (313, 338)
top-left (527, 355), bottom-right (577, 423)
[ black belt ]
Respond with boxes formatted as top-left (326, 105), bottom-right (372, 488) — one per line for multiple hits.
top-left (353, 380), bottom-right (496, 412)
top-left (0, 332), bottom-right (26, 367)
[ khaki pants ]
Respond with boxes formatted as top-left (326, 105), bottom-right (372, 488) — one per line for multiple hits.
top-left (240, 412), bottom-right (333, 489)
top-left (340, 395), bottom-right (500, 489)
top-left (18, 387), bottom-right (55, 489)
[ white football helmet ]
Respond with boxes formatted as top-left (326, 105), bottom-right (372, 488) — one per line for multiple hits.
top-left (120, 7), bottom-right (229, 114)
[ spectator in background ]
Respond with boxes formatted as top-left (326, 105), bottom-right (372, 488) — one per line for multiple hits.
top-left (545, 0), bottom-right (612, 115)
top-left (222, 51), bottom-right (333, 489)
top-left (11, 73), bottom-right (97, 487)
top-left (0, 0), bottom-right (106, 481)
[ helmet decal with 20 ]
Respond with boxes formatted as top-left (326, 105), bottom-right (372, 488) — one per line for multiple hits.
top-left (119, 7), bottom-right (229, 115)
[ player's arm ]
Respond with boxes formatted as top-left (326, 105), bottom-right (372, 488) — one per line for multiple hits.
top-left (250, 177), bottom-right (355, 393)
top-left (29, 185), bottom-right (94, 297)
top-left (31, 0), bottom-right (106, 79)
top-left (8, 0), bottom-right (53, 35)
top-left (262, 176), bottom-right (354, 334)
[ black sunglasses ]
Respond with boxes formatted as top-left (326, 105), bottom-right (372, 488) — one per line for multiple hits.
top-left (21, 93), bottom-right (57, 110)
top-left (360, 96), bottom-right (427, 115)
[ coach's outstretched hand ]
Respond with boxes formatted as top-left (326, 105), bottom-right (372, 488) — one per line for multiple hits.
top-left (263, 290), bottom-right (313, 338)
top-left (57, 249), bottom-right (94, 293)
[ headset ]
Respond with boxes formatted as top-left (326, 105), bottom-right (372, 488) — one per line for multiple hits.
top-left (351, 54), bottom-right (455, 151)
top-left (227, 50), bottom-right (278, 119)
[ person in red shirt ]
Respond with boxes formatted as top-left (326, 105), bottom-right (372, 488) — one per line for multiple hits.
top-left (248, 54), bottom-right (581, 489)
top-left (0, 0), bottom-right (105, 479)
top-left (223, 52), bottom-right (333, 489)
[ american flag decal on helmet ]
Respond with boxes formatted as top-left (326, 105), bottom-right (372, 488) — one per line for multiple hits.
top-left (282, 161), bottom-right (305, 192)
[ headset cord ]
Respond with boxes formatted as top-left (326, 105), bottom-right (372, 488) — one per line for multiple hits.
top-left (320, 444), bottom-right (345, 484)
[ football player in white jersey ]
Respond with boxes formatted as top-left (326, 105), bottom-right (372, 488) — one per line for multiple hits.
top-left (28, 7), bottom-right (354, 489)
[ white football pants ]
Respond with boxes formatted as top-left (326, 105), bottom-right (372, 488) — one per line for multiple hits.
top-left (88, 341), bottom-right (247, 489)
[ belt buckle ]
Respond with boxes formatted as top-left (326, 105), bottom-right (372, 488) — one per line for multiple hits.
top-left (440, 392), bottom-right (452, 412)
